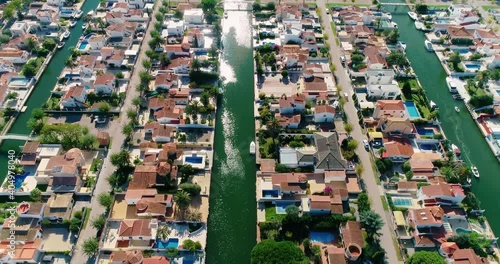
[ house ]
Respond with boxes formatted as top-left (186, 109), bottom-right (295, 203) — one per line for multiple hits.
top-left (10, 22), bottom-right (28, 37)
top-left (279, 147), bottom-right (316, 168)
top-left (372, 100), bottom-right (407, 119)
top-left (313, 132), bottom-right (347, 172)
top-left (275, 114), bottom-right (301, 129)
top-left (451, 248), bottom-right (489, 264)
top-left (79, 55), bottom-right (97, 76)
top-left (19, 141), bottom-right (40, 166)
top-left (381, 137), bottom-right (414, 162)
top-left (314, 105), bottom-right (335, 123)
top-left (448, 26), bottom-right (473, 42)
top-left (87, 35), bottom-right (106, 50)
top-left (35, 10), bottom-right (53, 24)
top-left (185, 28), bottom-right (205, 48)
top-left (117, 219), bottom-right (157, 248)
top-left (183, 8), bottom-right (204, 24)
top-left (417, 183), bottom-right (465, 205)
top-left (448, 4), bottom-right (474, 18)
top-left (109, 250), bottom-right (170, 264)
top-left (408, 207), bottom-right (444, 229)
top-left (366, 83), bottom-right (401, 100)
top-left (456, 10), bottom-right (480, 26)
top-left (144, 122), bottom-right (174, 142)
top-left (307, 191), bottom-right (345, 215)
top-left (0, 59), bottom-right (15, 73)
top-left (279, 93), bottom-right (306, 114)
top-left (111, 2), bottom-right (129, 13)
top-left (129, 165), bottom-right (162, 189)
top-left (169, 89), bottom-right (190, 105)
top-left (155, 73), bottom-right (178, 90)
top-left (473, 29), bottom-right (499, 44)
top-left (410, 159), bottom-right (435, 177)
top-left (340, 221), bottom-right (364, 261)
top-left (379, 117), bottom-right (414, 134)
top-left (397, 181), bottom-right (418, 193)
top-left (166, 20), bottom-right (185, 36)
top-left (106, 12), bottom-right (125, 25)
top-left (166, 57), bottom-right (192, 74)
top-left (0, 51), bottom-right (29, 64)
top-left (276, 4), bottom-right (302, 21)
top-left (440, 242), bottom-right (460, 257)
top-left (327, 246), bottom-right (347, 264)
top-left (364, 46), bottom-right (387, 69)
top-left (94, 74), bottom-right (116, 94)
top-left (43, 193), bottom-right (74, 221)
top-left (106, 49), bottom-right (126, 68)
top-left (43, 148), bottom-right (84, 177)
top-left (125, 189), bottom-right (159, 205)
top-left (60, 85), bottom-right (87, 108)
top-left (271, 173), bottom-right (308, 196)
top-left (0, 238), bottom-right (42, 264)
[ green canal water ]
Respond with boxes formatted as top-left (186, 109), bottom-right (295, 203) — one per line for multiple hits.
top-left (0, 0), bottom-right (100, 180)
top-left (385, 2), bottom-right (500, 233)
top-left (206, 5), bottom-right (256, 264)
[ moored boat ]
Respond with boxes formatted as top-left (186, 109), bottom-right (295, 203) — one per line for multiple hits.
top-left (408, 11), bottom-right (418, 20)
top-left (446, 77), bottom-right (458, 93)
top-left (250, 141), bottom-right (256, 155)
top-left (57, 42), bottom-right (65, 49)
top-left (424, 40), bottom-right (433, 51)
top-left (452, 144), bottom-right (461, 156)
top-left (430, 100), bottom-right (438, 110)
top-left (398, 41), bottom-right (407, 51)
top-left (455, 106), bottom-right (460, 112)
top-left (74, 10), bottom-right (83, 19)
top-left (471, 166), bottom-right (480, 178)
top-left (82, 23), bottom-right (88, 29)
top-left (69, 20), bottom-right (77, 27)
top-left (62, 30), bottom-right (70, 39)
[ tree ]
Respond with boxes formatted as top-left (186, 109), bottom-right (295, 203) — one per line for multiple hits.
top-left (157, 224), bottom-right (170, 241)
top-left (142, 59), bottom-right (152, 70)
top-left (320, 47), bottom-right (329, 57)
top-left (91, 215), bottom-right (106, 231)
top-left (155, 12), bottom-right (164, 21)
top-left (285, 205), bottom-right (300, 216)
top-left (251, 240), bottom-right (308, 264)
top-left (179, 183), bottom-right (202, 196)
top-left (166, 248), bottom-right (179, 258)
top-left (98, 102), bottom-right (111, 114)
top-left (26, 37), bottom-right (37, 51)
top-left (311, 245), bottom-right (321, 264)
top-left (42, 38), bottom-right (56, 50)
top-left (122, 123), bottom-right (134, 140)
top-left (115, 72), bottom-right (124, 79)
top-left (402, 81), bottom-right (412, 96)
top-left (200, 0), bottom-right (217, 13)
top-left (22, 63), bottom-right (37, 78)
top-left (174, 190), bottom-right (191, 210)
top-left (98, 193), bottom-right (114, 209)
top-left (281, 70), bottom-right (289, 78)
top-left (186, 209), bottom-right (202, 222)
top-left (132, 97), bottom-right (141, 109)
top-left (6, 92), bottom-right (18, 100)
top-left (192, 59), bottom-right (201, 71)
top-left (344, 123), bottom-right (353, 135)
top-left (387, 29), bottom-right (399, 44)
top-left (110, 150), bottom-right (131, 168)
top-left (82, 238), bottom-right (99, 256)
top-left (28, 108), bottom-right (45, 134)
top-left (406, 251), bottom-right (446, 264)
top-left (360, 210), bottom-right (384, 239)
top-left (159, 53), bottom-right (171, 67)
top-left (351, 54), bottom-right (365, 63)
top-left (449, 51), bottom-right (462, 65)
top-left (182, 239), bottom-right (202, 252)
top-left (357, 192), bottom-right (371, 213)
top-left (386, 52), bottom-right (409, 67)
top-left (30, 188), bottom-right (42, 202)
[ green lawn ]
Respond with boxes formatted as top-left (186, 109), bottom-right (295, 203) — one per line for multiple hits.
top-left (330, 22), bottom-right (340, 46)
top-left (381, 196), bottom-right (389, 211)
top-left (82, 208), bottom-right (92, 229)
top-left (428, 5), bottom-right (450, 9)
top-left (265, 203), bottom-right (286, 222)
top-left (466, 85), bottom-right (487, 97)
top-left (397, 79), bottom-right (421, 90)
top-left (482, 5), bottom-right (499, 11)
top-left (261, 137), bottom-right (277, 159)
top-left (327, 3), bottom-right (370, 7)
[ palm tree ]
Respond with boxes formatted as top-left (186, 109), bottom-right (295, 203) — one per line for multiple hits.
top-left (360, 210), bottom-right (384, 239)
top-left (174, 190), bottom-right (191, 211)
top-left (377, 147), bottom-right (386, 157)
top-left (142, 59), bottom-right (152, 71)
top-left (192, 59), bottom-right (201, 71)
top-left (82, 238), bottom-right (99, 256)
top-left (132, 97), bottom-right (141, 109)
top-left (26, 37), bottom-right (37, 52)
top-left (157, 224), bottom-right (170, 241)
top-left (186, 209), bottom-right (202, 222)
top-left (159, 53), bottom-right (171, 67)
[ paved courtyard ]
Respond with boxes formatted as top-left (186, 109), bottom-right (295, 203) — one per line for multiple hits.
top-left (41, 227), bottom-right (74, 252)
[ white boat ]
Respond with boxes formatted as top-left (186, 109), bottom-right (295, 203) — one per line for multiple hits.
top-left (430, 100), bottom-right (438, 110)
top-left (62, 30), bottom-right (70, 39)
top-left (471, 166), bottom-right (480, 178)
top-left (467, 177), bottom-right (472, 184)
top-left (415, 21), bottom-right (424, 30)
top-left (250, 141), bottom-right (256, 155)
top-left (424, 40), bottom-right (434, 51)
top-left (446, 77), bottom-right (458, 93)
top-left (408, 11), bottom-right (418, 20)
top-left (455, 106), bottom-right (460, 112)
top-left (57, 42), bottom-right (65, 49)
top-left (82, 23), bottom-right (88, 30)
top-left (74, 10), bottom-right (83, 19)
top-left (69, 20), bottom-right (77, 27)
top-left (398, 41), bottom-right (407, 51)
top-left (452, 144), bottom-right (461, 157)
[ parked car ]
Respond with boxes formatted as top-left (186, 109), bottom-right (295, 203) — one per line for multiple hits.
top-left (96, 116), bottom-right (107, 124)
top-left (363, 140), bottom-right (370, 150)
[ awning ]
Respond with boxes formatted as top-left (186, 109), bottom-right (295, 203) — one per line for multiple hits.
top-left (393, 211), bottom-right (406, 226)
top-left (368, 131), bottom-right (383, 139)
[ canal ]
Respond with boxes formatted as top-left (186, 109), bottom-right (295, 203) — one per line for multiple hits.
top-left (385, 1), bottom-right (500, 233)
top-left (0, 0), bottom-right (100, 181)
top-left (205, 2), bottom-right (256, 264)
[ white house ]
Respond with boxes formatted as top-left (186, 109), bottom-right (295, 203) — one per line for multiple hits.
top-left (105, 12), bottom-right (125, 25)
top-left (127, 0), bottom-right (145, 9)
top-left (281, 22), bottom-right (302, 44)
top-left (279, 94), bottom-right (306, 114)
top-left (455, 10), bottom-right (480, 26)
top-left (60, 85), bottom-right (87, 108)
top-left (124, 189), bottom-right (158, 205)
top-left (10, 22), bottom-right (28, 37)
top-left (372, 100), bottom-right (407, 119)
top-left (448, 4), bottom-right (474, 18)
top-left (155, 73), bottom-right (178, 90)
top-left (88, 35), bottom-right (106, 50)
top-left (166, 20), bottom-right (185, 36)
top-left (36, 11), bottom-right (53, 24)
top-left (473, 29), bottom-right (499, 44)
top-left (145, 122), bottom-right (174, 142)
top-left (417, 183), bottom-right (465, 205)
top-left (409, 208), bottom-right (443, 229)
top-left (78, 55), bottom-right (97, 76)
top-left (314, 105), bottom-right (336, 123)
top-left (366, 84), bottom-right (401, 100)
top-left (111, 2), bottom-right (129, 13)
top-left (0, 51), bottom-right (29, 64)
top-left (183, 8), bottom-right (204, 24)
top-left (94, 74), bottom-right (116, 94)
top-left (47, 0), bottom-right (64, 6)
top-left (0, 59), bottom-right (15, 73)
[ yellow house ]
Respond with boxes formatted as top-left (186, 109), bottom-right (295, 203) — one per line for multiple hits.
top-left (380, 117), bottom-right (414, 134)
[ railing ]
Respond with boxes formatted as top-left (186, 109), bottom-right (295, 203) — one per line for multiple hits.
top-left (0, 134), bottom-right (38, 140)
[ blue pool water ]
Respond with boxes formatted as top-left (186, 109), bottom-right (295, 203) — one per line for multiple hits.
top-left (275, 201), bottom-right (296, 214)
top-left (392, 197), bottom-right (413, 207)
top-left (185, 156), bottom-right (203, 164)
top-left (310, 231), bottom-right (335, 244)
top-left (416, 127), bottom-right (435, 136)
top-left (404, 101), bottom-right (421, 118)
top-left (156, 238), bottom-right (179, 249)
top-left (79, 42), bottom-right (88, 50)
top-left (419, 144), bottom-right (435, 150)
top-left (61, 10), bottom-right (73, 15)
top-left (14, 172), bottom-right (30, 190)
top-left (262, 190), bottom-right (279, 198)
top-left (194, 51), bottom-right (207, 56)
top-left (465, 64), bottom-right (480, 70)
top-left (9, 78), bottom-right (30, 86)
top-left (496, 90), bottom-right (500, 96)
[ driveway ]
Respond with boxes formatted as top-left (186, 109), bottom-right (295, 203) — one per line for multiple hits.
top-left (41, 227), bottom-right (75, 252)
top-left (70, 2), bottom-right (163, 263)
top-left (317, 1), bottom-right (402, 263)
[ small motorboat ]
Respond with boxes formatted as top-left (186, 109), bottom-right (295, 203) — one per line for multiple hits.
top-left (398, 41), bottom-right (407, 51)
top-left (69, 20), bottom-right (77, 27)
top-left (430, 100), bottom-right (439, 110)
top-left (74, 10), bottom-right (83, 19)
top-left (471, 166), bottom-right (480, 178)
top-left (57, 42), bottom-right (65, 49)
top-left (62, 30), bottom-right (70, 39)
top-left (452, 94), bottom-right (463, 100)
top-left (415, 21), bottom-right (424, 30)
top-left (455, 106), bottom-right (460, 112)
top-left (452, 144), bottom-right (461, 156)
top-left (82, 23), bottom-right (88, 30)
top-left (408, 11), bottom-right (418, 20)
top-left (467, 177), bottom-right (472, 184)
top-left (250, 141), bottom-right (256, 155)
top-left (424, 40), bottom-right (433, 51)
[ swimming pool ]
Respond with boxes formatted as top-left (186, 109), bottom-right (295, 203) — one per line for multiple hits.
top-left (262, 190), bottom-right (279, 198)
top-left (79, 42), bottom-right (88, 50)
top-left (14, 172), bottom-right (30, 190)
top-left (452, 49), bottom-right (469, 54)
top-left (392, 197), bottom-right (413, 207)
top-left (194, 51), bottom-right (207, 56)
top-left (464, 64), bottom-right (480, 70)
top-left (310, 231), bottom-right (335, 244)
top-left (496, 90), bottom-right (500, 96)
top-left (275, 201), bottom-right (296, 214)
top-left (156, 238), bottom-right (179, 249)
top-left (61, 10), bottom-right (73, 15)
top-left (416, 127), bottom-right (435, 136)
top-left (404, 101), bottom-right (421, 119)
top-left (9, 78), bottom-right (30, 86)
top-left (185, 156), bottom-right (203, 164)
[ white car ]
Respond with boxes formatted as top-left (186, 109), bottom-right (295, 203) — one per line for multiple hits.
top-left (363, 140), bottom-right (369, 150)
top-left (96, 116), bottom-right (107, 124)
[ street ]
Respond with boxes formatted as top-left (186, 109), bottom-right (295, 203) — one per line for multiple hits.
top-left (316, 1), bottom-right (403, 263)
top-left (70, 2), bottom-right (162, 263)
